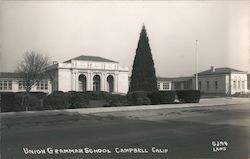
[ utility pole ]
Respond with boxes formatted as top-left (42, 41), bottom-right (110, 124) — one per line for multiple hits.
top-left (195, 40), bottom-right (198, 90)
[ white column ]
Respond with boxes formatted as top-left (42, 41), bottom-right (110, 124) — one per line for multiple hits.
top-left (75, 72), bottom-right (78, 91)
top-left (88, 72), bottom-right (93, 91)
top-left (103, 73), bottom-right (107, 92)
top-left (70, 71), bottom-right (72, 90)
top-left (101, 73), bottom-right (105, 91)
top-left (114, 73), bottom-right (118, 92)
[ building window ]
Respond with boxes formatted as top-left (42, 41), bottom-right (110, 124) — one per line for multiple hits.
top-left (8, 81), bottom-right (12, 90)
top-left (157, 82), bottom-right (160, 90)
top-left (18, 81), bottom-right (26, 90)
top-left (199, 81), bottom-right (202, 90)
top-left (175, 82), bottom-right (181, 90)
top-left (163, 82), bottom-right (169, 90)
top-left (215, 81), bottom-right (218, 90)
top-left (37, 81), bottom-right (48, 90)
top-left (233, 81), bottom-right (236, 89)
top-left (206, 81), bottom-right (209, 90)
top-left (242, 81), bottom-right (245, 89)
top-left (238, 81), bottom-right (241, 89)
top-left (4, 81), bottom-right (7, 90)
top-left (0, 80), bottom-right (12, 90)
top-left (45, 81), bottom-right (48, 90)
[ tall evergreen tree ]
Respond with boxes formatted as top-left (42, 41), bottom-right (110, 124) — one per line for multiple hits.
top-left (129, 25), bottom-right (158, 92)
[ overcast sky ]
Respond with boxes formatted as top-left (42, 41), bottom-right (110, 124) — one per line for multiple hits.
top-left (0, 0), bottom-right (249, 77)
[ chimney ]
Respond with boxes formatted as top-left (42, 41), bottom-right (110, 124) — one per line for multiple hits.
top-left (211, 66), bottom-right (215, 72)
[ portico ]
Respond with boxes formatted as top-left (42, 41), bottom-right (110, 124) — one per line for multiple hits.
top-left (74, 71), bottom-right (118, 92)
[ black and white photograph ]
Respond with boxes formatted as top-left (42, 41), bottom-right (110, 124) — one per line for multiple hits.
top-left (0, 0), bottom-right (249, 158)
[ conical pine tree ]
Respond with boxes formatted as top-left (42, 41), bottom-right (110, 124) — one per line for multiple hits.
top-left (129, 25), bottom-right (158, 92)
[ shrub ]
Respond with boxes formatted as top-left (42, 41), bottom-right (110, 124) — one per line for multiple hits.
top-left (0, 92), bottom-right (16, 112)
top-left (148, 91), bottom-right (176, 105)
top-left (176, 90), bottom-right (200, 103)
top-left (108, 94), bottom-right (127, 106)
top-left (126, 92), bottom-right (133, 104)
top-left (147, 91), bottom-right (161, 105)
top-left (68, 92), bottom-right (89, 109)
top-left (18, 94), bottom-right (43, 111)
top-left (30, 92), bottom-right (47, 99)
top-left (43, 93), bottom-right (68, 110)
top-left (136, 97), bottom-right (151, 105)
top-left (86, 91), bottom-right (111, 100)
top-left (92, 91), bottom-right (111, 100)
top-left (232, 92), bottom-right (250, 98)
top-left (1, 92), bottom-right (42, 112)
top-left (1, 92), bottom-right (43, 112)
top-left (127, 91), bottom-right (151, 105)
top-left (158, 91), bottom-right (176, 104)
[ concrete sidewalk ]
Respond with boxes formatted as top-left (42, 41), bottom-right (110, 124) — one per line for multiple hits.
top-left (1, 97), bottom-right (249, 118)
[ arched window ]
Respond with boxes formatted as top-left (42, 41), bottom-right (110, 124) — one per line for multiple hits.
top-left (78, 74), bottom-right (87, 91)
top-left (93, 75), bottom-right (101, 91)
top-left (107, 75), bottom-right (114, 92)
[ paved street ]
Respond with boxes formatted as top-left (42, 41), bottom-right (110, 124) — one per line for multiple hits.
top-left (1, 102), bottom-right (249, 159)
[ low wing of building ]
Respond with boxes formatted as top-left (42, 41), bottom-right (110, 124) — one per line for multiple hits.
top-left (0, 72), bottom-right (52, 93)
top-left (156, 66), bottom-right (248, 95)
top-left (196, 66), bottom-right (248, 95)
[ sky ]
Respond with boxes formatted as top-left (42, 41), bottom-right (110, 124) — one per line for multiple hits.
top-left (0, 0), bottom-right (249, 77)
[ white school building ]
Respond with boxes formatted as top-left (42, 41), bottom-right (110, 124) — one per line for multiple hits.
top-left (45, 55), bottom-right (129, 94)
top-left (0, 55), bottom-right (248, 96)
top-left (157, 66), bottom-right (249, 95)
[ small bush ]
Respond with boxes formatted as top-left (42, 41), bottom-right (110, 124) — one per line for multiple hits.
top-left (132, 91), bottom-right (148, 99)
top-left (52, 91), bottom-right (64, 94)
top-left (148, 91), bottom-right (176, 105)
top-left (30, 92), bottom-right (47, 99)
top-left (1, 92), bottom-right (16, 112)
top-left (127, 91), bottom-right (150, 105)
top-left (43, 93), bottom-right (68, 110)
top-left (136, 97), bottom-right (151, 105)
top-left (158, 91), bottom-right (176, 104)
top-left (147, 91), bottom-right (161, 105)
top-left (176, 90), bottom-right (200, 103)
top-left (232, 92), bottom-right (250, 98)
top-left (126, 92), bottom-right (133, 104)
top-left (68, 92), bottom-right (89, 109)
top-left (148, 91), bottom-right (176, 104)
top-left (86, 91), bottom-right (111, 100)
top-left (1, 92), bottom-right (43, 112)
top-left (108, 94), bottom-right (127, 106)
top-left (20, 94), bottom-right (43, 111)
top-left (2, 93), bottom-right (42, 112)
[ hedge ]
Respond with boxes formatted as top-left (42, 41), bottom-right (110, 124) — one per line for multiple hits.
top-left (127, 91), bottom-right (151, 105)
top-left (91, 91), bottom-right (111, 100)
top-left (1, 92), bottom-right (42, 112)
top-left (107, 94), bottom-right (127, 107)
top-left (30, 92), bottom-right (47, 99)
top-left (148, 91), bottom-right (176, 105)
top-left (43, 93), bottom-right (68, 110)
top-left (16, 93), bottom-right (43, 111)
top-left (176, 90), bottom-right (200, 103)
top-left (1, 92), bottom-right (16, 112)
top-left (68, 92), bottom-right (89, 109)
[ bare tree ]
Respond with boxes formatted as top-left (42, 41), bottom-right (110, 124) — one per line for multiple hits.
top-left (16, 51), bottom-right (50, 93)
